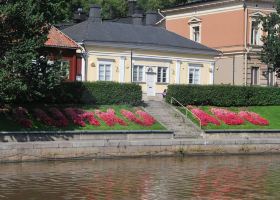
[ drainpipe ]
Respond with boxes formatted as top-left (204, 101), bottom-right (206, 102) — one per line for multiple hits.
top-left (233, 55), bottom-right (235, 85)
top-left (79, 41), bottom-right (87, 81)
top-left (131, 49), bottom-right (133, 83)
top-left (244, 1), bottom-right (249, 86)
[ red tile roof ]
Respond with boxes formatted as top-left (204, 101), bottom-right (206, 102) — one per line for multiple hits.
top-left (45, 26), bottom-right (80, 49)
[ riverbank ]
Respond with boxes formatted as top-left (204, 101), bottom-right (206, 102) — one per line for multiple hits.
top-left (1, 130), bottom-right (280, 162)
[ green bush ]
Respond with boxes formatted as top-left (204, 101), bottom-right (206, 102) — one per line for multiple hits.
top-left (166, 85), bottom-right (280, 107)
top-left (45, 81), bottom-right (142, 105)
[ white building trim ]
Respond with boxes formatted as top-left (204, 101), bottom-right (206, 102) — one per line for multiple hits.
top-left (175, 60), bottom-right (181, 84)
top-left (119, 56), bottom-right (125, 82)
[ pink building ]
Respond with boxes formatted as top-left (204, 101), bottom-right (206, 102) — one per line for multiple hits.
top-left (162, 0), bottom-right (277, 86)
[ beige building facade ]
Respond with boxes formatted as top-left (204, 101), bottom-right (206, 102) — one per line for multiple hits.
top-left (163, 0), bottom-right (277, 86)
top-left (84, 45), bottom-right (215, 96)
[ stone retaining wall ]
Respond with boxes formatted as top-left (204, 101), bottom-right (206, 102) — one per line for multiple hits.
top-left (1, 130), bottom-right (280, 162)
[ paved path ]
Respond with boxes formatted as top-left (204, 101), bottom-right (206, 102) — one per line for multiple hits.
top-left (144, 100), bottom-right (203, 138)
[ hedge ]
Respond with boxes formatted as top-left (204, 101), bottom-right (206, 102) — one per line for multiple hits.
top-left (43, 81), bottom-right (142, 105)
top-left (166, 85), bottom-right (280, 107)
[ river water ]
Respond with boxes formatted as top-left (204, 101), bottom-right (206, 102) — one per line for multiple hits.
top-left (0, 155), bottom-right (280, 199)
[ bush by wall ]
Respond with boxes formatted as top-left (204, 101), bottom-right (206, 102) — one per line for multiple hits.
top-left (166, 85), bottom-right (280, 107)
top-left (44, 81), bottom-right (142, 105)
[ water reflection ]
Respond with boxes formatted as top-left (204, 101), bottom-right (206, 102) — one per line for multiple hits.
top-left (0, 155), bottom-right (280, 199)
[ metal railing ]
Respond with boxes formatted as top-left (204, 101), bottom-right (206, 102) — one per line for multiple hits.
top-left (170, 97), bottom-right (202, 128)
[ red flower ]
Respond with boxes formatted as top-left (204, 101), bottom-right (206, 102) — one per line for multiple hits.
top-left (211, 108), bottom-right (244, 125)
top-left (33, 108), bottom-right (54, 126)
top-left (188, 106), bottom-right (220, 126)
top-left (64, 108), bottom-right (86, 127)
top-left (135, 110), bottom-right (156, 126)
top-left (95, 109), bottom-right (127, 126)
top-left (49, 108), bottom-right (68, 127)
top-left (13, 107), bottom-right (33, 128)
top-left (239, 111), bottom-right (269, 126)
top-left (121, 109), bottom-right (156, 126)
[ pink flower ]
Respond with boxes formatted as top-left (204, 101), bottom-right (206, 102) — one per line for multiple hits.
top-left (95, 109), bottom-right (127, 126)
top-left (64, 108), bottom-right (86, 127)
top-left (211, 108), bottom-right (244, 125)
top-left (239, 111), bottom-right (269, 126)
top-left (135, 110), bottom-right (156, 126)
top-left (188, 106), bottom-right (220, 126)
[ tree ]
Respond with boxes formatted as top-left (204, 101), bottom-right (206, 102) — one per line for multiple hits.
top-left (260, 0), bottom-right (280, 77)
top-left (137, 0), bottom-right (190, 11)
top-left (68, 0), bottom-right (128, 19)
top-left (0, 0), bottom-right (68, 103)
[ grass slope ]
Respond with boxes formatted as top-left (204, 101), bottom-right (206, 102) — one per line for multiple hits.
top-left (0, 105), bottom-right (166, 131)
top-left (178, 106), bottom-right (280, 130)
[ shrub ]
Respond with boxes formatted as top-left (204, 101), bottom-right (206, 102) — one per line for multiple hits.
top-left (48, 81), bottom-right (142, 106)
top-left (166, 85), bottom-right (280, 107)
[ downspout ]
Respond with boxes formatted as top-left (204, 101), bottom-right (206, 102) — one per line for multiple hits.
top-left (244, 1), bottom-right (249, 86)
top-left (131, 49), bottom-right (133, 82)
top-left (78, 41), bottom-right (87, 82)
top-left (233, 55), bottom-right (235, 85)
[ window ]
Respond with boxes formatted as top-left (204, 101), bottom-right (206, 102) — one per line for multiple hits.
top-left (188, 64), bottom-right (201, 84)
top-left (192, 26), bottom-right (200, 42)
top-left (251, 67), bottom-right (259, 85)
top-left (268, 68), bottom-right (274, 86)
top-left (133, 65), bottom-right (144, 82)
top-left (157, 67), bottom-right (168, 83)
top-left (99, 62), bottom-right (112, 81)
top-left (251, 20), bottom-right (261, 45)
top-left (58, 60), bottom-right (70, 79)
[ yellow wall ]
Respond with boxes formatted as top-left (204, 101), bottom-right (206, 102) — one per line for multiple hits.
top-left (86, 45), bottom-right (214, 95)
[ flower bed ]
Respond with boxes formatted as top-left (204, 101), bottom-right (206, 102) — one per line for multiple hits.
top-left (13, 107), bottom-right (33, 128)
top-left (239, 111), bottom-right (269, 126)
top-left (211, 108), bottom-right (244, 125)
top-left (49, 108), bottom-right (69, 127)
top-left (121, 109), bottom-right (156, 126)
top-left (0, 105), bottom-right (165, 131)
top-left (95, 109), bottom-right (127, 126)
top-left (187, 106), bottom-right (220, 126)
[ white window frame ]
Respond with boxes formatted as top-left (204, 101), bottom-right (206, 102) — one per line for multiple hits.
top-left (133, 65), bottom-right (145, 82)
top-left (157, 67), bottom-right (169, 83)
top-left (250, 18), bottom-right (262, 46)
top-left (188, 64), bottom-right (201, 84)
top-left (97, 61), bottom-right (113, 81)
top-left (251, 66), bottom-right (259, 85)
top-left (190, 24), bottom-right (201, 43)
top-left (267, 67), bottom-right (275, 86)
top-left (57, 60), bottom-right (70, 79)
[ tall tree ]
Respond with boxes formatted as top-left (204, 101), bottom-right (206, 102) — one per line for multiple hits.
top-left (260, 0), bottom-right (280, 76)
top-left (0, 0), bottom-right (68, 102)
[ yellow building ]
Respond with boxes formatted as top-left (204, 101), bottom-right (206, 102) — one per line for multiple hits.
top-left (63, 5), bottom-right (219, 97)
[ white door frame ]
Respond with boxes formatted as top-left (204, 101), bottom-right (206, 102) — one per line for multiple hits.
top-left (146, 71), bottom-right (156, 96)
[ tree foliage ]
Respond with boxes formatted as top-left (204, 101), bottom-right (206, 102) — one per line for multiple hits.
top-left (68, 0), bottom-right (190, 19)
top-left (260, 0), bottom-right (280, 76)
top-left (0, 0), bottom-right (68, 103)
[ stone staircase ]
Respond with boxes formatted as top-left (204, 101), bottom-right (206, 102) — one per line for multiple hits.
top-left (143, 100), bottom-right (203, 138)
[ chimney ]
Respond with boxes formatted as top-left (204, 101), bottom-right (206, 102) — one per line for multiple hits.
top-left (132, 13), bottom-right (143, 25)
top-left (145, 11), bottom-right (158, 26)
top-left (128, 0), bottom-right (137, 16)
top-left (89, 4), bottom-right (102, 22)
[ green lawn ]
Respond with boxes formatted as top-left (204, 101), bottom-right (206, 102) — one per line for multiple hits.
top-left (0, 105), bottom-right (166, 131)
top-left (178, 106), bottom-right (280, 130)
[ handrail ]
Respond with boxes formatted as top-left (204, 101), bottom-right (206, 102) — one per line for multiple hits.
top-left (170, 97), bottom-right (202, 129)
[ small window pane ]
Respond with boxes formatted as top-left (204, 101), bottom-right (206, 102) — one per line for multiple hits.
top-left (99, 64), bottom-right (105, 81)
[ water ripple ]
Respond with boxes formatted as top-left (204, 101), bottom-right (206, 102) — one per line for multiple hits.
top-left (1, 155), bottom-right (280, 199)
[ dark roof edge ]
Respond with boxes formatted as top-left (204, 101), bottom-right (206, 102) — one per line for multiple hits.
top-left (82, 41), bottom-right (220, 56)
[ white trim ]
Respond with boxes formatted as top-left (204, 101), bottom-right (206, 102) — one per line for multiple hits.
top-left (119, 56), bottom-right (125, 82)
top-left (190, 23), bottom-right (202, 43)
top-left (188, 16), bottom-right (202, 24)
top-left (175, 60), bottom-right (181, 84)
top-left (209, 62), bottom-right (214, 85)
top-left (81, 56), bottom-right (86, 81)
top-left (188, 63), bottom-right (202, 84)
top-left (156, 66), bottom-right (169, 83)
top-left (97, 60), bottom-right (113, 81)
top-left (165, 4), bottom-right (244, 20)
top-left (250, 17), bottom-right (263, 46)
